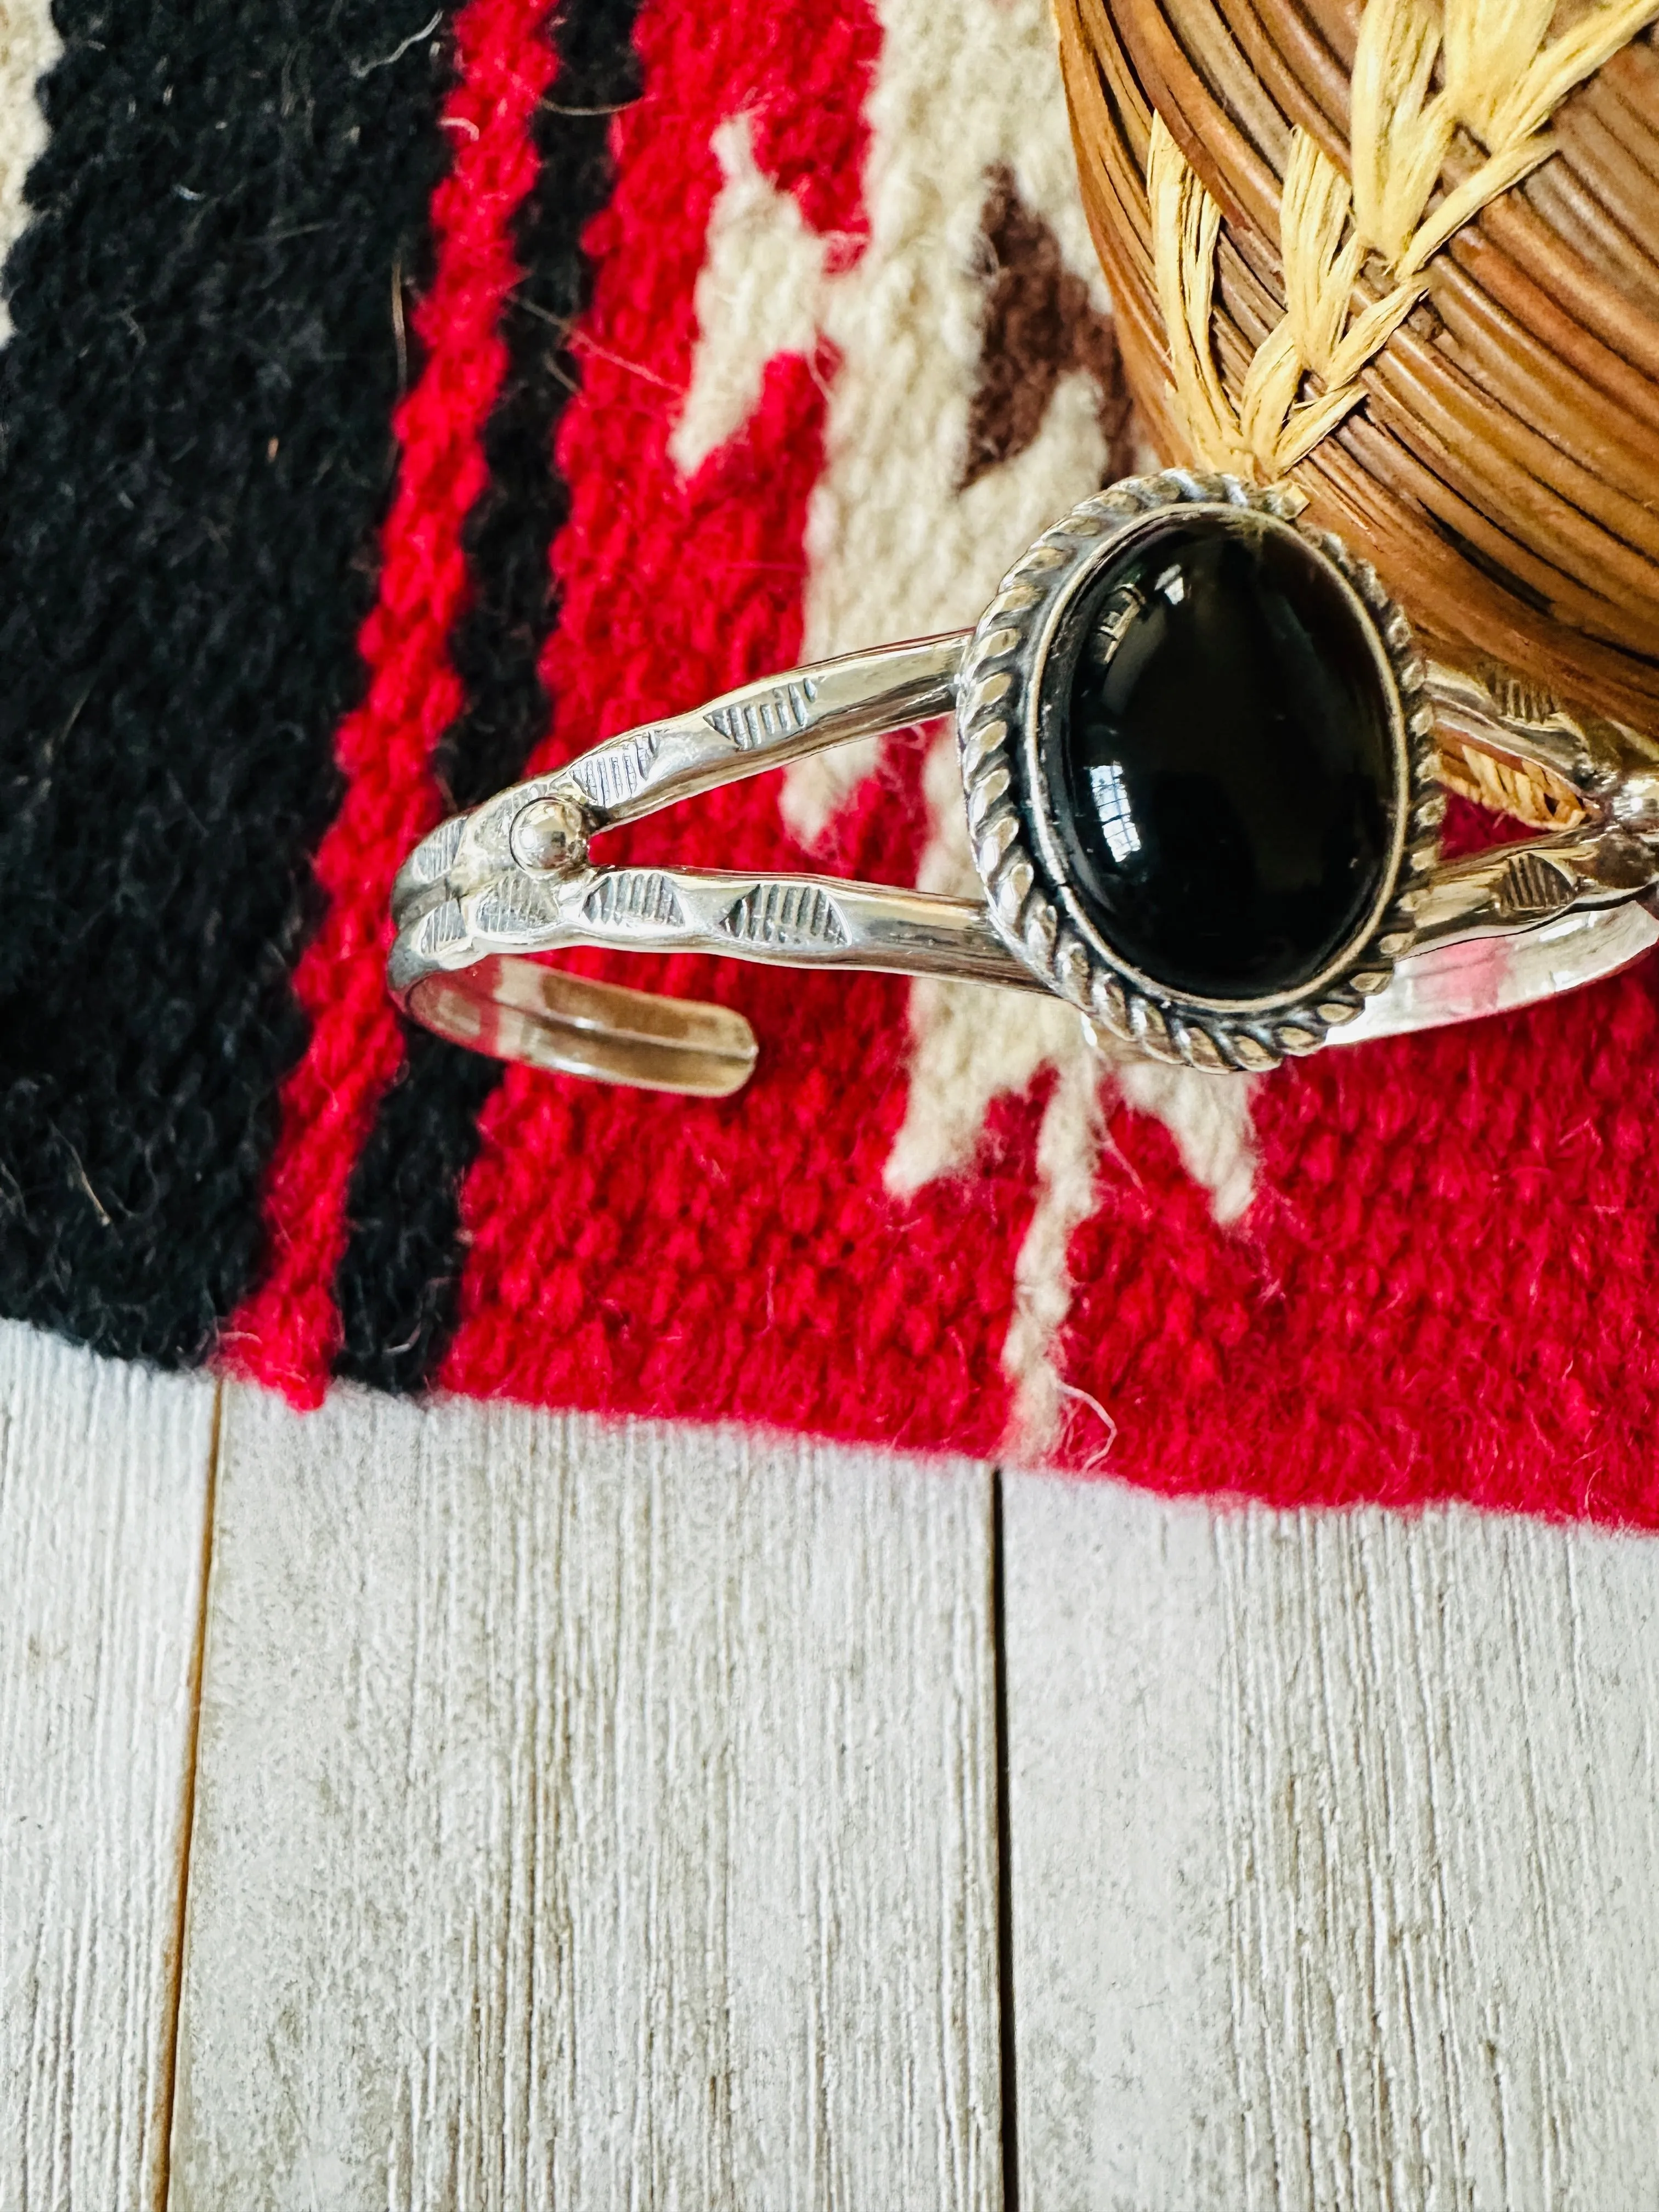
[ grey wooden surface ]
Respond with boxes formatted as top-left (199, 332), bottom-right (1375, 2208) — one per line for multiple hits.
top-left (1002, 1475), bottom-right (1659, 2210)
top-left (170, 1384), bottom-right (998, 2211)
top-left (5, 1316), bottom-right (1659, 2209)
top-left (0, 1328), bottom-right (215, 2212)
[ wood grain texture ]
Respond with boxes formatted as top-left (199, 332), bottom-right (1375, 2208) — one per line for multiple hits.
top-left (1002, 1474), bottom-right (1659, 2210)
top-left (0, 1322), bottom-right (216, 2212)
top-left (169, 1384), bottom-right (1001, 2212)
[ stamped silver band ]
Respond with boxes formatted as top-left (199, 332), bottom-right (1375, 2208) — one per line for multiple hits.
top-left (389, 472), bottom-right (1659, 1096)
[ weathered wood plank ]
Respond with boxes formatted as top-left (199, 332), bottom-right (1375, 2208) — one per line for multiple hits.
top-left (0, 1321), bottom-right (216, 2212)
top-left (1002, 1475), bottom-right (1659, 2210)
top-left (170, 1386), bottom-right (1000, 2210)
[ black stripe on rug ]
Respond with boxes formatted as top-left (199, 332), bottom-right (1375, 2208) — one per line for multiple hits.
top-left (331, 0), bottom-right (645, 1393)
top-left (0, 2), bottom-right (452, 1362)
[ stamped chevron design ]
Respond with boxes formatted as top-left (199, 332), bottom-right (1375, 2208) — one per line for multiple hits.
top-left (706, 676), bottom-right (820, 749)
top-left (719, 881), bottom-right (848, 949)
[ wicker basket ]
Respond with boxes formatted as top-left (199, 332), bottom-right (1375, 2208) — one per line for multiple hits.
top-left (1057, 0), bottom-right (1659, 748)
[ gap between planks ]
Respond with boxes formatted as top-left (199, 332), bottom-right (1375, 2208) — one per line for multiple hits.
top-left (9, 1316), bottom-right (1659, 2211)
top-left (153, 1378), bottom-right (222, 2212)
top-left (165, 1381), bottom-right (1003, 2212)
top-left (0, 1325), bottom-right (216, 2212)
top-left (1002, 1471), bottom-right (1659, 2212)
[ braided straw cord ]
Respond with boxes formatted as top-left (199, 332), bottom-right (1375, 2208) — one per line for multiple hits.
top-left (1434, 732), bottom-right (1588, 825)
top-left (1150, 0), bottom-right (1658, 480)
top-left (1058, 0), bottom-right (1659, 752)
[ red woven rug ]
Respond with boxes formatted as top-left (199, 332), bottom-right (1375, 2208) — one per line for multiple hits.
top-left (4, 0), bottom-right (1657, 1516)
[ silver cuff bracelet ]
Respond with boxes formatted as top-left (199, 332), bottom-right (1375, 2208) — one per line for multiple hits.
top-left (388, 471), bottom-right (1659, 1096)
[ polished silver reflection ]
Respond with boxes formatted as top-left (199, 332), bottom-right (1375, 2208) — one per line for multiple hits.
top-left (388, 472), bottom-right (1659, 1096)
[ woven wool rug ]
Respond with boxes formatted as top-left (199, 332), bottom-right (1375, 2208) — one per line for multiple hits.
top-left (3, 0), bottom-right (1657, 1517)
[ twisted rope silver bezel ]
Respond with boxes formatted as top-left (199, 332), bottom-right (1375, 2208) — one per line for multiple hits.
top-left (953, 470), bottom-right (1444, 1073)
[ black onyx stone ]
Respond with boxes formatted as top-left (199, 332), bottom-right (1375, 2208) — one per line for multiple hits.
top-left (1038, 512), bottom-right (1400, 1005)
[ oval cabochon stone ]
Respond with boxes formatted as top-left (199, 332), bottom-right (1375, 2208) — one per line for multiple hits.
top-left (1037, 510), bottom-right (1401, 1005)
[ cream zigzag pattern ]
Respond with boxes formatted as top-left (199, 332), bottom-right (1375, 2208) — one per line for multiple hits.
top-left (676, 0), bottom-right (1259, 1456)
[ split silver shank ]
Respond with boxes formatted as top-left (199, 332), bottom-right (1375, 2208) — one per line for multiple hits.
top-left (389, 480), bottom-right (1659, 1097)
